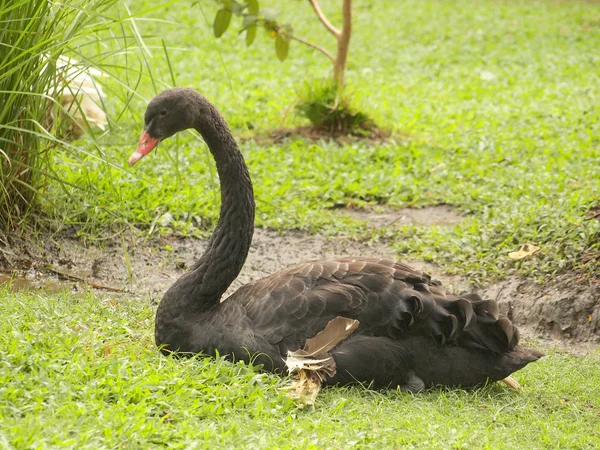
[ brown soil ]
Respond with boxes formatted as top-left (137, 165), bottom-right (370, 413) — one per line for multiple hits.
top-left (1, 228), bottom-right (598, 347)
top-left (0, 229), bottom-right (402, 300)
top-left (481, 277), bottom-right (600, 343)
top-left (337, 205), bottom-right (464, 228)
top-left (240, 125), bottom-right (391, 145)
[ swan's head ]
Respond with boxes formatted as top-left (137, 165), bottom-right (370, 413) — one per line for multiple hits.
top-left (129, 88), bottom-right (199, 166)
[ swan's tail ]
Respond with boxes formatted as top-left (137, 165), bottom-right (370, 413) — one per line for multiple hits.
top-left (502, 345), bottom-right (545, 371)
top-left (500, 346), bottom-right (544, 389)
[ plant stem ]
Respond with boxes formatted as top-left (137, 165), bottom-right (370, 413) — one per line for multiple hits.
top-left (307, 0), bottom-right (340, 37)
top-left (334, 0), bottom-right (352, 91)
top-left (286, 33), bottom-right (335, 63)
top-left (306, 0), bottom-right (352, 92)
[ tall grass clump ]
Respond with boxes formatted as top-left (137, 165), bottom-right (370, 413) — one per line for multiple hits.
top-left (0, 0), bottom-right (156, 230)
top-left (0, 0), bottom-right (112, 229)
top-left (296, 79), bottom-right (375, 135)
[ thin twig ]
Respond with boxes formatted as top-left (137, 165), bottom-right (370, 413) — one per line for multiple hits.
top-left (307, 0), bottom-right (340, 37)
top-left (45, 266), bottom-right (126, 293)
top-left (286, 33), bottom-right (335, 63)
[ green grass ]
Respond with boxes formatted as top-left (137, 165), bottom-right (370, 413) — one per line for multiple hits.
top-left (295, 79), bottom-right (375, 134)
top-left (33, 0), bottom-right (598, 281)
top-left (2, 1), bottom-right (599, 446)
top-left (1, 289), bottom-right (599, 449)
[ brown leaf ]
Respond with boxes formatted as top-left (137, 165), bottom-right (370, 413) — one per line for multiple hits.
top-left (300, 316), bottom-right (359, 357)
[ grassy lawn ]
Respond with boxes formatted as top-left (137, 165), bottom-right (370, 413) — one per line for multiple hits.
top-left (45, 0), bottom-right (600, 281)
top-left (2, 0), bottom-right (600, 448)
top-left (1, 290), bottom-right (599, 449)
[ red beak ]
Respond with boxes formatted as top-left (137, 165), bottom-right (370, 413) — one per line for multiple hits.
top-left (129, 131), bottom-right (160, 166)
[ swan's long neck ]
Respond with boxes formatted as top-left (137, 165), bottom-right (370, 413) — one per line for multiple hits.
top-left (191, 102), bottom-right (255, 301)
top-left (157, 98), bottom-right (254, 320)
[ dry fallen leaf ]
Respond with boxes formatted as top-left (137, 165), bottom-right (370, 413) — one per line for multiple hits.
top-left (285, 317), bottom-right (359, 404)
top-left (508, 244), bottom-right (540, 260)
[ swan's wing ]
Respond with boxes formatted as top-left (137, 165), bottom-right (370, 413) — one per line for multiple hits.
top-left (230, 257), bottom-right (519, 355)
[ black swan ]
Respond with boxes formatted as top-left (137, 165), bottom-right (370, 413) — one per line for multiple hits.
top-left (129, 88), bottom-right (542, 395)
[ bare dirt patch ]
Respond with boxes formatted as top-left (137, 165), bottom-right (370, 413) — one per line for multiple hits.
top-left (1, 228), bottom-right (598, 346)
top-left (241, 125), bottom-right (391, 146)
top-left (337, 205), bottom-right (464, 228)
top-left (0, 229), bottom-right (404, 299)
top-left (480, 277), bottom-right (600, 343)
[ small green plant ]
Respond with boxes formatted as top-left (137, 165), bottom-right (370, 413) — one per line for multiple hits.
top-left (296, 80), bottom-right (374, 135)
top-left (207, 0), bottom-right (373, 133)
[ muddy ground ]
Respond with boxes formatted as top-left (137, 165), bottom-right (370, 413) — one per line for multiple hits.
top-left (1, 223), bottom-right (599, 348)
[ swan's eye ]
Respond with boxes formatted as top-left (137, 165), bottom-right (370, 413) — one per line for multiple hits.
top-left (159, 109), bottom-right (168, 117)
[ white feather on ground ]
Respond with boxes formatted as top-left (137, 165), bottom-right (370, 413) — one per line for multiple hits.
top-left (44, 55), bottom-right (108, 136)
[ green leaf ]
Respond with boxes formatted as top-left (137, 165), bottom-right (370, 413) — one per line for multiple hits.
top-left (231, 1), bottom-right (245, 16)
top-left (246, 25), bottom-right (257, 46)
top-left (275, 34), bottom-right (289, 61)
top-left (246, 0), bottom-right (259, 15)
top-left (242, 15), bottom-right (257, 29)
top-left (213, 8), bottom-right (232, 37)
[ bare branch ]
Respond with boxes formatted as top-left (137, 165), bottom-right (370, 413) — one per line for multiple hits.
top-left (286, 33), bottom-right (335, 63)
top-left (307, 0), bottom-right (340, 37)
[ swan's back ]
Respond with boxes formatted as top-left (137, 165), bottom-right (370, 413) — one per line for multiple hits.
top-left (227, 257), bottom-right (542, 388)
top-left (232, 258), bottom-right (522, 352)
